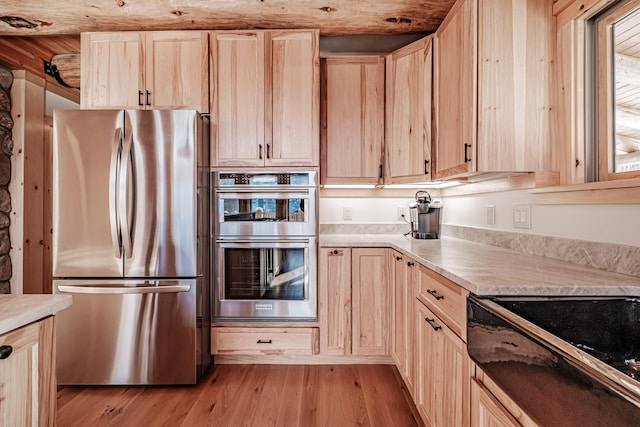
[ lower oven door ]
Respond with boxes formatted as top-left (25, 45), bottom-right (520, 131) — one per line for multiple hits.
top-left (214, 237), bottom-right (317, 321)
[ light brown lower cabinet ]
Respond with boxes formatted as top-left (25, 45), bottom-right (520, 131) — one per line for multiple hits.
top-left (0, 316), bottom-right (56, 427)
top-left (471, 378), bottom-right (521, 427)
top-left (415, 300), bottom-right (469, 427)
top-left (319, 247), bottom-right (390, 356)
top-left (471, 367), bottom-right (538, 427)
top-left (211, 327), bottom-right (319, 356)
top-left (391, 249), bottom-right (418, 397)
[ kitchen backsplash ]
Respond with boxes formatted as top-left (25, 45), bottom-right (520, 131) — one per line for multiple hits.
top-left (320, 223), bottom-right (640, 279)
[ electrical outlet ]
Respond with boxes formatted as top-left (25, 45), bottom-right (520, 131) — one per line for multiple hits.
top-left (397, 206), bottom-right (409, 221)
top-left (343, 206), bottom-right (353, 221)
top-left (486, 205), bottom-right (496, 225)
top-left (513, 204), bottom-right (531, 229)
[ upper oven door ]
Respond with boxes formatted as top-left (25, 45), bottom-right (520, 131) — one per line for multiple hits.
top-left (215, 187), bottom-right (317, 237)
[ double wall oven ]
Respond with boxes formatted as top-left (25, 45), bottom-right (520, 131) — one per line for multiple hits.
top-left (213, 171), bottom-right (318, 321)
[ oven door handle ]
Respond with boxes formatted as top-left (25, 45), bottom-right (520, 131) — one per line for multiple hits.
top-left (215, 188), bottom-right (311, 195)
top-left (216, 238), bottom-right (310, 244)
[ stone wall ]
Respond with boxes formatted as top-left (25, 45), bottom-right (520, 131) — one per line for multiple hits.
top-left (0, 66), bottom-right (12, 294)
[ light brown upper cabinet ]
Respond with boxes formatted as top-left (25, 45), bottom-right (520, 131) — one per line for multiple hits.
top-left (433, 0), bottom-right (555, 179)
top-left (81, 31), bottom-right (209, 112)
top-left (386, 36), bottom-right (433, 183)
top-left (211, 30), bottom-right (319, 167)
top-left (321, 56), bottom-right (385, 184)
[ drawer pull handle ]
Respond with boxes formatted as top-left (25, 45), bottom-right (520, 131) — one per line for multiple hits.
top-left (0, 345), bottom-right (13, 359)
top-left (257, 339), bottom-right (273, 344)
top-left (427, 289), bottom-right (444, 300)
top-left (425, 317), bottom-right (442, 331)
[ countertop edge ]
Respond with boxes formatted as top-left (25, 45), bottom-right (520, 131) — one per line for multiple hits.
top-left (0, 295), bottom-right (73, 336)
top-left (319, 235), bottom-right (640, 297)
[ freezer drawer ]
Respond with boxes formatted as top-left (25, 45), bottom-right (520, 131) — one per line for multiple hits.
top-left (54, 279), bottom-right (199, 385)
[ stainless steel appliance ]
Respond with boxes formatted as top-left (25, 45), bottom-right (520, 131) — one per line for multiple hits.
top-left (52, 109), bottom-right (210, 385)
top-left (468, 295), bottom-right (640, 426)
top-left (213, 171), bottom-right (318, 321)
top-left (409, 190), bottom-right (442, 239)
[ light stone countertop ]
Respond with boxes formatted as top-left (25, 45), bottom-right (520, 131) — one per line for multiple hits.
top-left (0, 294), bottom-right (72, 336)
top-left (320, 234), bottom-right (640, 297)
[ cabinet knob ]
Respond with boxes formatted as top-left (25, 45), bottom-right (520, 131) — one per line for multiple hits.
top-left (407, 261), bottom-right (415, 267)
top-left (0, 345), bottom-right (13, 359)
top-left (396, 256), bottom-right (403, 261)
top-left (331, 249), bottom-right (342, 256)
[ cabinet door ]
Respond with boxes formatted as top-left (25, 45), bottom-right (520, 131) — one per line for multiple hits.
top-left (321, 56), bottom-right (385, 184)
top-left (416, 301), bottom-right (468, 427)
top-left (266, 30), bottom-right (319, 166)
top-left (0, 317), bottom-right (55, 427)
top-left (211, 31), bottom-right (265, 167)
top-left (476, 0), bottom-right (554, 172)
top-left (391, 251), bottom-right (407, 372)
top-left (319, 247), bottom-right (352, 355)
top-left (352, 248), bottom-right (389, 356)
top-left (434, 0), bottom-right (476, 178)
top-left (386, 36), bottom-right (432, 183)
top-left (471, 379), bottom-right (521, 427)
top-left (145, 31), bottom-right (209, 112)
top-left (81, 32), bottom-right (143, 109)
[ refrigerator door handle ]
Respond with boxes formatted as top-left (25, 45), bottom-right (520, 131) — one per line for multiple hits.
top-left (109, 128), bottom-right (123, 258)
top-left (57, 284), bottom-right (191, 294)
top-left (119, 130), bottom-right (134, 259)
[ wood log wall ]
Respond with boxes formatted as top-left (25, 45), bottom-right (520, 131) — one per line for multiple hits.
top-left (0, 66), bottom-right (12, 294)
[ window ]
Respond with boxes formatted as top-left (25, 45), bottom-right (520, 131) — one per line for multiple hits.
top-left (590, 0), bottom-right (640, 181)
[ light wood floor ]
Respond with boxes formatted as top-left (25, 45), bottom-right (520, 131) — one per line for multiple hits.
top-left (57, 364), bottom-right (421, 427)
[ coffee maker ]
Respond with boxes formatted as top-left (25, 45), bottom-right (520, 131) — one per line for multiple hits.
top-left (409, 190), bottom-right (442, 239)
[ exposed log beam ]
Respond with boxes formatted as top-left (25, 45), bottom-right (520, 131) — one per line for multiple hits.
top-left (616, 150), bottom-right (640, 167)
top-left (616, 104), bottom-right (640, 132)
top-left (615, 53), bottom-right (640, 87)
top-left (0, 35), bottom-right (79, 98)
top-left (616, 134), bottom-right (640, 153)
top-left (0, 0), bottom-right (454, 36)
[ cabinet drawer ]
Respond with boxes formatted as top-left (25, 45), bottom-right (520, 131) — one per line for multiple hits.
top-left (418, 266), bottom-right (468, 340)
top-left (212, 327), bottom-right (319, 355)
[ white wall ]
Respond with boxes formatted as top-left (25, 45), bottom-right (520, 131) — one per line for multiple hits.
top-left (320, 190), bottom-right (640, 247)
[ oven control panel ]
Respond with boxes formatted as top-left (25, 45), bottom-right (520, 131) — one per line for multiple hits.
top-left (215, 171), bottom-right (317, 187)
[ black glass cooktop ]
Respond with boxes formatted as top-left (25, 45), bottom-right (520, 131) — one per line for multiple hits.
top-left (493, 297), bottom-right (640, 380)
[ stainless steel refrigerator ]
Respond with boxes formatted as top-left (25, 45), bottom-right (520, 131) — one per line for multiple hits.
top-left (52, 109), bottom-right (210, 385)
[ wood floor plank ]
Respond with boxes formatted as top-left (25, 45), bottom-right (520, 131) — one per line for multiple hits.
top-left (56, 364), bottom-right (419, 427)
top-left (318, 365), bottom-right (369, 426)
top-left (274, 365), bottom-right (304, 425)
top-left (358, 365), bottom-right (421, 427)
top-left (180, 363), bottom-right (252, 426)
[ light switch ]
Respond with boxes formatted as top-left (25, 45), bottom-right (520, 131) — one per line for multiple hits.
top-left (343, 206), bottom-right (353, 221)
top-left (513, 204), bottom-right (531, 229)
top-left (486, 205), bottom-right (495, 225)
